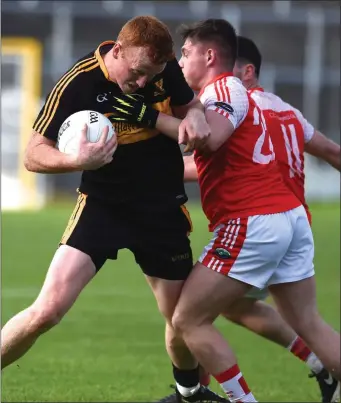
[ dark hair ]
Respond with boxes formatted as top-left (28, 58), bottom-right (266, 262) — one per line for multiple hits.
top-left (178, 19), bottom-right (237, 69)
top-left (236, 36), bottom-right (262, 77)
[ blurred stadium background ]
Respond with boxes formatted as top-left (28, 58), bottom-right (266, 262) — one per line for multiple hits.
top-left (1, 1), bottom-right (340, 402)
top-left (1, 0), bottom-right (340, 209)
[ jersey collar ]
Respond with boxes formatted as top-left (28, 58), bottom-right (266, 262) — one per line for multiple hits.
top-left (198, 72), bottom-right (234, 97)
top-left (95, 41), bottom-right (116, 82)
top-left (248, 86), bottom-right (264, 94)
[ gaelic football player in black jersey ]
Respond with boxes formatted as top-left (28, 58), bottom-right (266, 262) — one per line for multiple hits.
top-left (1, 15), bottom-right (229, 403)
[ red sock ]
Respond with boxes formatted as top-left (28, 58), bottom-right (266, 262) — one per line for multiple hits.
top-left (288, 336), bottom-right (323, 374)
top-left (200, 373), bottom-right (211, 387)
top-left (289, 336), bottom-right (312, 362)
top-left (214, 364), bottom-right (257, 402)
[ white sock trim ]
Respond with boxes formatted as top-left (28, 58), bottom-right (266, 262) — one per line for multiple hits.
top-left (287, 335), bottom-right (298, 351)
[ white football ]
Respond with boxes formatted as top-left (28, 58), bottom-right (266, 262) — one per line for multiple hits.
top-left (57, 110), bottom-right (116, 154)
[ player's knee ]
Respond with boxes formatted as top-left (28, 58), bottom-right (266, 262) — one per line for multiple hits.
top-left (172, 308), bottom-right (199, 336)
top-left (171, 311), bottom-right (187, 335)
top-left (155, 297), bottom-right (178, 322)
top-left (28, 304), bottom-right (64, 334)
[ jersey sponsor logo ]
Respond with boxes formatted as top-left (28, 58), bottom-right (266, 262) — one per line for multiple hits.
top-left (214, 247), bottom-right (231, 259)
top-left (89, 111), bottom-right (99, 124)
top-left (104, 112), bottom-right (159, 144)
top-left (96, 92), bottom-right (110, 102)
top-left (214, 101), bottom-right (234, 114)
top-left (153, 79), bottom-right (165, 96)
top-left (269, 111), bottom-right (296, 121)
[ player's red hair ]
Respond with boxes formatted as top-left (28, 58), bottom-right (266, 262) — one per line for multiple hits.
top-left (117, 16), bottom-right (175, 64)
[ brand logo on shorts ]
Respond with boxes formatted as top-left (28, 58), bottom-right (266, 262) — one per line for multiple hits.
top-left (171, 252), bottom-right (190, 262)
top-left (214, 247), bottom-right (231, 259)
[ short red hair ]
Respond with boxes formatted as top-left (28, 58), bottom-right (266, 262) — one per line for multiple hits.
top-left (117, 16), bottom-right (175, 64)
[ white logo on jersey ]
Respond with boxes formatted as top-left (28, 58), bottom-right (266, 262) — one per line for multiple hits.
top-left (96, 92), bottom-right (111, 102)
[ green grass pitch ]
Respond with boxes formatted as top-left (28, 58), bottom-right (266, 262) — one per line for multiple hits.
top-left (1, 202), bottom-right (340, 402)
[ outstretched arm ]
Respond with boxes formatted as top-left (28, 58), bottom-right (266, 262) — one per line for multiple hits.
top-left (305, 130), bottom-right (340, 171)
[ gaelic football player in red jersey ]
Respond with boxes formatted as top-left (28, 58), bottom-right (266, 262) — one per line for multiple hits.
top-left (171, 20), bottom-right (340, 401)
top-left (184, 35), bottom-right (340, 403)
top-left (110, 19), bottom-right (340, 403)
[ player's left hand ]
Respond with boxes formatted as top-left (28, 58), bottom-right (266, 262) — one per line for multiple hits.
top-left (111, 94), bottom-right (159, 128)
top-left (179, 108), bottom-right (211, 152)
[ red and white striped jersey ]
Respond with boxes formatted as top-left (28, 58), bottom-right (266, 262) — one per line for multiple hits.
top-left (249, 87), bottom-right (314, 223)
top-left (195, 73), bottom-right (300, 230)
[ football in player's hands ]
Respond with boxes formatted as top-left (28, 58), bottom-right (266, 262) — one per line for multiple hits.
top-left (57, 110), bottom-right (116, 155)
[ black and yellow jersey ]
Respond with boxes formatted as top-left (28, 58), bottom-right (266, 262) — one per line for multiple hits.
top-left (33, 41), bottom-right (194, 206)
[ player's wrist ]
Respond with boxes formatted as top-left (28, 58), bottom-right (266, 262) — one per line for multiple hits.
top-left (64, 153), bottom-right (84, 171)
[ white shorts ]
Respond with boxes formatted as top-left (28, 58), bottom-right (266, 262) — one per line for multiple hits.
top-left (199, 205), bottom-right (315, 289)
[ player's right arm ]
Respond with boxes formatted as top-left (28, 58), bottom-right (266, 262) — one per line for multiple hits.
top-left (25, 72), bottom-right (116, 173)
top-left (24, 131), bottom-right (80, 173)
top-left (200, 79), bottom-right (249, 152)
top-left (305, 130), bottom-right (340, 171)
top-left (25, 74), bottom-right (81, 173)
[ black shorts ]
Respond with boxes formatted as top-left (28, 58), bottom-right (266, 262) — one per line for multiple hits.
top-left (59, 193), bottom-right (193, 280)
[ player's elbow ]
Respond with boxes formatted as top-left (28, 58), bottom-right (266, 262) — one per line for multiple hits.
top-left (23, 150), bottom-right (36, 172)
top-left (23, 145), bottom-right (40, 173)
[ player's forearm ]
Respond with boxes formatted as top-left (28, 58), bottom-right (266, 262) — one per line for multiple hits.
top-left (155, 113), bottom-right (181, 141)
top-left (172, 97), bottom-right (203, 119)
top-left (183, 155), bottom-right (198, 182)
top-left (305, 131), bottom-right (341, 171)
top-left (325, 149), bottom-right (341, 171)
top-left (24, 143), bottom-right (80, 174)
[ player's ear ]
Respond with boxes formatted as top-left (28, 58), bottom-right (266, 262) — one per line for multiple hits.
top-left (206, 48), bottom-right (216, 66)
top-left (112, 42), bottom-right (122, 59)
top-left (245, 64), bottom-right (255, 80)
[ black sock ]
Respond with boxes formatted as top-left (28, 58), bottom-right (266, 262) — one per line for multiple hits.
top-left (172, 363), bottom-right (200, 388)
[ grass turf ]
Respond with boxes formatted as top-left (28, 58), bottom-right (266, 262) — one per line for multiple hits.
top-left (1, 202), bottom-right (340, 402)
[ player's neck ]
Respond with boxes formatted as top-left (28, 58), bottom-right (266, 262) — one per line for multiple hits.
top-left (245, 80), bottom-right (259, 90)
top-left (201, 67), bottom-right (233, 89)
top-left (103, 51), bottom-right (118, 83)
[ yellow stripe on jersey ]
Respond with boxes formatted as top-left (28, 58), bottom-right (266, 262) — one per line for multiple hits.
top-left (40, 61), bottom-right (99, 135)
top-left (34, 56), bottom-right (98, 135)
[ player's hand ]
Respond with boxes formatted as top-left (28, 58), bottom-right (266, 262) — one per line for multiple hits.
top-left (111, 94), bottom-right (159, 128)
top-left (178, 108), bottom-right (211, 152)
top-left (73, 124), bottom-right (118, 170)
